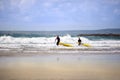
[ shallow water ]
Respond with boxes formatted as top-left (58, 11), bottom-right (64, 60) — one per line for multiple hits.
top-left (0, 54), bottom-right (120, 80)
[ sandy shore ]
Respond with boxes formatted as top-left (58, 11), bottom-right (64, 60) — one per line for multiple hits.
top-left (0, 47), bottom-right (120, 57)
top-left (0, 52), bottom-right (120, 80)
top-left (0, 46), bottom-right (120, 80)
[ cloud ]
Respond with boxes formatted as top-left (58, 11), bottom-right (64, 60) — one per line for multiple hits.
top-left (23, 15), bottom-right (32, 22)
top-left (8, 0), bottom-right (37, 22)
top-left (78, 1), bottom-right (99, 12)
top-left (103, 0), bottom-right (120, 5)
top-left (0, 0), bottom-right (4, 10)
top-left (114, 8), bottom-right (120, 15)
top-left (42, 2), bottom-right (53, 8)
top-left (1, 0), bottom-right (120, 30)
top-left (101, 17), bottom-right (108, 21)
top-left (10, 0), bottom-right (36, 12)
top-left (42, 0), bottom-right (59, 7)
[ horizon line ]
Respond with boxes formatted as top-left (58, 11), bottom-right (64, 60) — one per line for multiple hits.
top-left (0, 28), bottom-right (120, 32)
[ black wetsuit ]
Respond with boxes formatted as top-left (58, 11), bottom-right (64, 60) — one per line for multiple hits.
top-left (78, 38), bottom-right (81, 45)
top-left (56, 36), bottom-right (60, 46)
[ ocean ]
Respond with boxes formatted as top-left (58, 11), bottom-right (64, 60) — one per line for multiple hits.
top-left (0, 29), bottom-right (120, 80)
top-left (0, 29), bottom-right (120, 54)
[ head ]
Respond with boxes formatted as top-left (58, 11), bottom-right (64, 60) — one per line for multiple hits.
top-left (56, 35), bottom-right (59, 37)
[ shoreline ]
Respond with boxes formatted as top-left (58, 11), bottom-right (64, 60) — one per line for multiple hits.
top-left (0, 48), bottom-right (120, 80)
top-left (78, 33), bottom-right (120, 36)
top-left (0, 47), bottom-right (120, 57)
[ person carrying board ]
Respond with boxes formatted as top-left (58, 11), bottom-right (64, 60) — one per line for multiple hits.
top-left (78, 37), bottom-right (81, 46)
top-left (55, 35), bottom-right (60, 46)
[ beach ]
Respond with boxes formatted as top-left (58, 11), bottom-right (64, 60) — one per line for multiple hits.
top-left (0, 31), bottom-right (120, 80)
top-left (0, 48), bottom-right (120, 80)
top-left (0, 46), bottom-right (120, 57)
top-left (1, 0), bottom-right (120, 79)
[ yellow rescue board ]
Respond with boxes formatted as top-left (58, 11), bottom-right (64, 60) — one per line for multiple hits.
top-left (82, 43), bottom-right (91, 47)
top-left (59, 42), bottom-right (73, 47)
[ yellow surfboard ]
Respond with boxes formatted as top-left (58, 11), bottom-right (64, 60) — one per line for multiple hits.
top-left (59, 42), bottom-right (73, 47)
top-left (82, 43), bottom-right (91, 47)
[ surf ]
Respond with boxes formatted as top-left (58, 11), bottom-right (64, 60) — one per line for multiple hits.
top-left (0, 33), bottom-right (120, 49)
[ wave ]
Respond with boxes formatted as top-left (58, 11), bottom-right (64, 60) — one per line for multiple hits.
top-left (1, 31), bottom-right (120, 40)
top-left (0, 35), bottom-right (55, 44)
top-left (0, 34), bottom-right (120, 51)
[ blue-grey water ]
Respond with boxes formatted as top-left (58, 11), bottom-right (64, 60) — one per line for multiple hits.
top-left (0, 29), bottom-right (120, 40)
top-left (0, 29), bottom-right (120, 54)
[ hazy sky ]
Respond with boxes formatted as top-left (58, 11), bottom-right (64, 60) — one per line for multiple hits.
top-left (0, 0), bottom-right (120, 31)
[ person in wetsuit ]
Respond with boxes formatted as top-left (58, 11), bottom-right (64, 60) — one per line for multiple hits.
top-left (55, 35), bottom-right (60, 46)
top-left (78, 37), bottom-right (81, 46)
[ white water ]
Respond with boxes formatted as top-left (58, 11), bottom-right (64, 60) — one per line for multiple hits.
top-left (0, 35), bottom-right (120, 51)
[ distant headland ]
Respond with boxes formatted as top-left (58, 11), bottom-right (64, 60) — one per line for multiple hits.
top-left (77, 33), bottom-right (120, 36)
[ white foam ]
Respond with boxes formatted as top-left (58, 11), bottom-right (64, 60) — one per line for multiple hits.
top-left (0, 35), bottom-right (120, 49)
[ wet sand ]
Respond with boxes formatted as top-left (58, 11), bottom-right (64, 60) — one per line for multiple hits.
top-left (0, 50), bottom-right (120, 80)
top-left (0, 47), bottom-right (120, 57)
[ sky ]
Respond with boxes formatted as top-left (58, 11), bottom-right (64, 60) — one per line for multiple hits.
top-left (0, 0), bottom-right (120, 31)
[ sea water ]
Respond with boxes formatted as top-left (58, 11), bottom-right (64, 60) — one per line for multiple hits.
top-left (0, 30), bottom-right (120, 53)
top-left (0, 30), bottom-right (120, 80)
